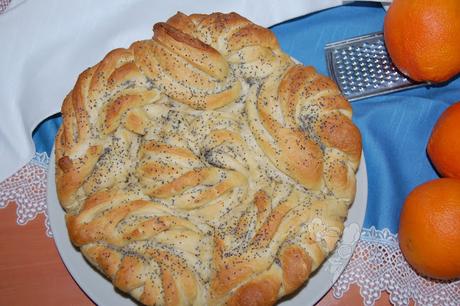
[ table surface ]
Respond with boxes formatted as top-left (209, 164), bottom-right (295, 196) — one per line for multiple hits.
top-left (0, 203), bottom-right (396, 306)
top-left (1, 2), bottom-right (459, 306)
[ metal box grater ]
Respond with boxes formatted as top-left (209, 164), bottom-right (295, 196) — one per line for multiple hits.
top-left (325, 32), bottom-right (426, 101)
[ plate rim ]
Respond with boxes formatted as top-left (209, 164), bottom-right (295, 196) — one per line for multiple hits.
top-left (47, 148), bottom-right (367, 306)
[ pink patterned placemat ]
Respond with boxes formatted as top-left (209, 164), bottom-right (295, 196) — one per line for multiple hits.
top-left (0, 0), bottom-right (11, 13)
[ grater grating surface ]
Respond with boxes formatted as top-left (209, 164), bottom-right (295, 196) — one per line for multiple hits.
top-left (325, 32), bottom-right (426, 101)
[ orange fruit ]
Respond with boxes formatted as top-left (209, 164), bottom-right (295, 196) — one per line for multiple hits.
top-left (384, 0), bottom-right (460, 83)
top-left (427, 102), bottom-right (460, 179)
top-left (399, 178), bottom-right (460, 280)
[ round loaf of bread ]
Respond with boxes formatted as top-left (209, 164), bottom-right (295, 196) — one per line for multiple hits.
top-left (55, 12), bottom-right (362, 306)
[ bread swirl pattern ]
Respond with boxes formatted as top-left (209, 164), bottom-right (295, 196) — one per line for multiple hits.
top-left (55, 12), bottom-right (361, 306)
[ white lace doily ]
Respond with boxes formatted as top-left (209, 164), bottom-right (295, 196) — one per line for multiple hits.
top-left (0, 0), bottom-right (24, 13)
top-left (0, 0), bottom-right (10, 12)
top-left (333, 227), bottom-right (460, 306)
top-left (1, 153), bottom-right (459, 305)
top-left (0, 152), bottom-right (52, 237)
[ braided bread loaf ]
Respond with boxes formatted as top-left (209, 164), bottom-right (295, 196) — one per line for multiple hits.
top-left (55, 12), bottom-right (361, 306)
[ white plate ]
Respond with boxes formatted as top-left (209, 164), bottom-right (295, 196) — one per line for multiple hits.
top-left (47, 151), bottom-right (367, 306)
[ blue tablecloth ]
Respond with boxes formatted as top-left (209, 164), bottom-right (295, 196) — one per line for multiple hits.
top-left (33, 3), bottom-right (460, 234)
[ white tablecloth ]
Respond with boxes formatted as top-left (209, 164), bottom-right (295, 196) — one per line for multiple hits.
top-left (0, 0), bottom-right (352, 181)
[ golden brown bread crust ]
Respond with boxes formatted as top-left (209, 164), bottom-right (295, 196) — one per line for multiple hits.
top-left (55, 12), bottom-right (362, 306)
